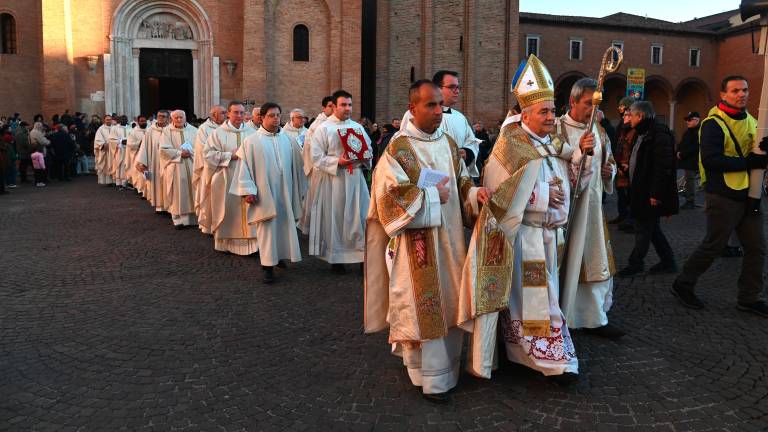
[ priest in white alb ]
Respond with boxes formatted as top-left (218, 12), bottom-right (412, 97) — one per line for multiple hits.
top-left (230, 103), bottom-right (303, 283)
top-left (204, 101), bottom-right (258, 255)
top-left (558, 78), bottom-right (622, 339)
top-left (108, 115), bottom-right (132, 190)
top-left (306, 90), bottom-right (371, 273)
top-left (461, 55), bottom-right (594, 383)
top-left (365, 80), bottom-right (490, 401)
top-left (400, 70), bottom-right (482, 178)
top-left (245, 107), bottom-right (262, 130)
top-left (194, 105), bottom-right (226, 234)
top-left (93, 114), bottom-right (113, 185)
top-left (283, 108), bottom-right (308, 200)
top-left (160, 110), bottom-right (198, 229)
top-left (299, 96), bottom-right (335, 234)
top-left (126, 115), bottom-right (148, 196)
top-left (136, 110), bottom-right (170, 213)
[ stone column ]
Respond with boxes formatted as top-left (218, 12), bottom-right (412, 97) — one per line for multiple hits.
top-left (669, 100), bottom-right (677, 131)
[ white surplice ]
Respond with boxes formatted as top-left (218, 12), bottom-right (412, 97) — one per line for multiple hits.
top-left (230, 127), bottom-right (303, 266)
top-left (160, 123), bottom-right (199, 226)
top-left (558, 114), bottom-right (617, 329)
top-left (298, 112), bottom-right (329, 234)
top-left (306, 115), bottom-right (370, 263)
top-left (108, 124), bottom-right (132, 187)
top-left (135, 122), bottom-right (168, 211)
top-left (93, 124), bottom-right (113, 185)
top-left (364, 120), bottom-right (479, 394)
top-left (126, 126), bottom-right (146, 193)
top-left (204, 121), bottom-right (259, 255)
top-left (401, 107), bottom-right (482, 177)
top-left (193, 118), bottom-right (220, 234)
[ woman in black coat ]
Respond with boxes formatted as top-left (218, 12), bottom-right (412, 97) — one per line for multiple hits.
top-left (618, 101), bottom-right (679, 276)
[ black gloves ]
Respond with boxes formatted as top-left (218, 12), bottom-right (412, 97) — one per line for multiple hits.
top-left (746, 152), bottom-right (768, 170)
top-left (760, 136), bottom-right (768, 153)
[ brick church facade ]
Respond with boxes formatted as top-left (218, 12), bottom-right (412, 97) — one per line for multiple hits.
top-left (0, 1), bottom-right (762, 136)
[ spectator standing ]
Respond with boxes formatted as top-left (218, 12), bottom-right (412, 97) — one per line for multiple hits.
top-left (677, 111), bottom-right (701, 209)
top-left (618, 101), bottom-right (679, 277)
top-left (2, 126), bottom-right (17, 188)
top-left (15, 122), bottom-right (32, 183)
top-left (50, 123), bottom-right (75, 181)
top-left (31, 147), bottom-right (46, 187)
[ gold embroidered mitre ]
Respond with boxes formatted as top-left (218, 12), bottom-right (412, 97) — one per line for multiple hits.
top-left (512, 54), bottom-right (555, 109)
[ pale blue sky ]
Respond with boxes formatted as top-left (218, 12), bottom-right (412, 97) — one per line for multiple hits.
top-left (520, 0), bottom-right (741, 23)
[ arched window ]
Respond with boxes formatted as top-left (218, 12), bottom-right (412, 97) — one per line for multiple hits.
top-left (293, 24), bottom-right (309, 62)
top-left (0, 13), bottom-right (16, 54)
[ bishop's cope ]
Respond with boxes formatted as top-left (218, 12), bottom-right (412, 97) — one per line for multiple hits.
top-left (364, 79), bottom-right (492, 401)
top-left (460, 54), bottom-right (596, 383)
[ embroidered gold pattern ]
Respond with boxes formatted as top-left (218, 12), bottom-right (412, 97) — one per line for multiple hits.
top-left (406, 229), bottom-right (445, 340)
top-left (523, 260), bottom-right (547, 287)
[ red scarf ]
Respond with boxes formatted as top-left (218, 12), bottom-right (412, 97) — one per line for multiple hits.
top-left (718, 101), bottom-right (742, 116)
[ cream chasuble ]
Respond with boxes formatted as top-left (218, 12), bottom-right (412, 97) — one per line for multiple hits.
top-left (400, 107), bottom-right (482, 177)
top-left (204, 121), bottom-right (258, 255)
top-left (298, 112), bottom-right (329, 234)
top-left (461, 122), bottom-right (591, 378)
top-left (558, 114), bottom-right (618, 329)
top-left (108, 124), bottom-right (132, 185)
top-left (365, 120), bottom-right (478, 394)
top-left (135, 122), bottom-right (168, 211)
top-left (282, 124), bottom-right (309, 201)
top-left (126, 126), bottom-right (146, 193)
top-left (230, 127), bottom-right (303, 267)
top-left (94, 124), bottom-right (113, 185)
top-left (160, 123), bottom-right (198, 226)
top-left (306, 115), bottom-right (371, 263)
top-left (193, 118), bottom-right (220, 234)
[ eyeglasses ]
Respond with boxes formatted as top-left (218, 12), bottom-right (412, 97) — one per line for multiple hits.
top-left (441, 85), bottom-right (461, 92)
top-left (264, 113), bottom-right (281, 118)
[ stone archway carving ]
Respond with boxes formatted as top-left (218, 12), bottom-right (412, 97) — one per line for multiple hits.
top-left (106, 0), bottom-right (215, 118)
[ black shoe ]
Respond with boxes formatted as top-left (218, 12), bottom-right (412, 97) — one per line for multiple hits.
top-left (670, 281), bottom-right (704, 309)
top-left (547, 372), bottom-right (578, 386)
top-left (331, 264), bottom-right (346, 274)
top-left (582, 323), bottom-right (625, 339)
top-left (737, 300), bottom-right (768, 317)
top-left (608, 216), bottom-right (626, 224)
top-left (276, 260), bottom-right (287, 269)
top-left (175, 224), bottom-right (184, 230)
top-left (648, 262), bottom-right (678, 274)
top-left (422, 392), bottom-right (450, 404)
top-left (722, 246), bottom-right (744, 258)
top-left (680, 201), bottom-right (695, 210)
top-left (617, 266), bottom-right (643, 277)
top-left (262, 266), bottom-right (275, 284)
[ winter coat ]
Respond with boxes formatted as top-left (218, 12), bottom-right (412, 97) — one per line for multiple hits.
top-left (629, 118), bottom-right (679, 218)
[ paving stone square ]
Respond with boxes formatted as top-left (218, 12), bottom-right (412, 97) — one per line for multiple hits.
top-left (2, 178), bottom-right (768, 431)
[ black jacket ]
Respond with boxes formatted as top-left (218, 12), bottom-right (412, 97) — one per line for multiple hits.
top-left (699, 109), bottom-right (749, 201)
top-left (49, 130), bottom-right (75, 160)
top-left (629, 119), bottom-right (679, 218)
top-left (676, 125), bottom-right (700, 171)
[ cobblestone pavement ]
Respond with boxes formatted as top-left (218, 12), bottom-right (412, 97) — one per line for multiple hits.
top-left (2, 177), bottom-right (768, 432)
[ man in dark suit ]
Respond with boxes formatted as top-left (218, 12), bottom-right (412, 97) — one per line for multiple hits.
top-left (49, 123), bottom-right (75, 181)
top-left (617, 101), bottom-right (679, 277)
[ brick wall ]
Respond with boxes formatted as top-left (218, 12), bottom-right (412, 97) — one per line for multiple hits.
top-left (0, 1), bottom-right (43, 121)
top-left (716, 31), bottom-right (764, 117)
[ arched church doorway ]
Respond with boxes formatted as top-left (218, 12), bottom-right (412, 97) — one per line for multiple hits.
top-left (139, 48), bottom-right (193, 116)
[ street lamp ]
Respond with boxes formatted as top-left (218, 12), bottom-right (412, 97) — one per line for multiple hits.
top-left (740, 0), bottom-right (768, 201)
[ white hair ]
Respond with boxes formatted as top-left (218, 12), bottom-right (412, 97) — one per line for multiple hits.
top-left (290, 108), bottom-right (305, 117)
top-left (170, 110), bottom-right (186, 119)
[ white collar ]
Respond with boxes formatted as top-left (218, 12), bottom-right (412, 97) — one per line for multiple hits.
top-left (403, 119), bottom-right (443, 141)
top-left (521, 122), bottom-right (551, 146)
